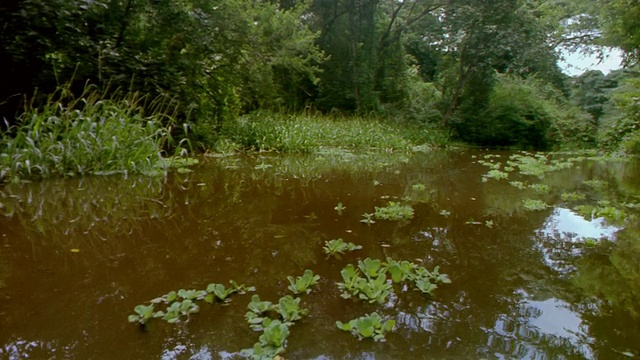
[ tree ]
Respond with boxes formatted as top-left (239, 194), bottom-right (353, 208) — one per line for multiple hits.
top-left (0, 0), bottom-right (323, 133)
top-left (598, 0), bottom-right (640, 64)
top-left (310, 0), bottom-right (380, 112)
top-left (433, 0), bottom-right (564, 129)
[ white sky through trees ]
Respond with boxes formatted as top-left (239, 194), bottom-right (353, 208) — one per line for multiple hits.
top-left (559, 48), bottom-right (623, 76)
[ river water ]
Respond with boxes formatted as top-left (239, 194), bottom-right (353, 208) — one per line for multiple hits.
top-left (0, 150), bottom-right (638, 359)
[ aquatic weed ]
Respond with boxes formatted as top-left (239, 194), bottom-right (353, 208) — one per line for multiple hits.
top-left (336, 312), bottom-right (396, 342)
top-left (522, 198), bottom-right (549, 211)
top-left (374, 202), bottom-right (414, 221)
top-left (323, 238), bottom-right (362, 257)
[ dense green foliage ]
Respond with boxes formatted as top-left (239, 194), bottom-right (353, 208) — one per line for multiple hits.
top-left (2, 0), bottom-right (640, 157)
top-left (218, 111), bottom-right (449, 153)
top-left (0, 86), bottom-right (195, 183)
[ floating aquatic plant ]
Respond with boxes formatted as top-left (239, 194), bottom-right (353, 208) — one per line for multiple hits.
top-left (523, 198), bottom-right (549, 211)
top-left (374, 202), bottom-right (414, 221)
top-left (276, 295), bottom-right (308, 324)
top-left (287, 269), bottom-right (320, 295)
top-left (128, 280), bottom-right (254, 326)
top-left (336, 312), bottom-right (396, 342)
top-left (243, 284), bottom-right (309, 358)
top-left (323, 238), bottom-right (362, 257)
top-left (360, 213), bottom-right (376, 225)
top-left (241, 318), bottom-right (289, 359)
top-left (509, 181), bottom-right (527, 190)
top-left (337, 258), bottom-right (450, 303)
top-left (334, 202), bottom-right (346, 215)
top-left (245, 294), bottom-right (276, 331)
top-left (482, 169), bottom-right (509, 182)
top-left (155, 299), bottom-right (199, 323)
top-left (478, 160), bottom-right (501, 170)
top-left (128, 304), bottom-right (159, 325)
top-left (529, 183), bottom-right (551, 194)
top-left (574, 204), bottom-right (628, 225)
top-left (561, 191), bottom-right (586, 201)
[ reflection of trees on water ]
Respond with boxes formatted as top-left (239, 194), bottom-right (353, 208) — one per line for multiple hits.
top-left (0, 175), bottom-right (178, 243)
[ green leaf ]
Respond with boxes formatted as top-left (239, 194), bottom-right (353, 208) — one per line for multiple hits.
top-left (204, 294), bottom-right (215, 304)
top-left (356, 318), bottom-right (375, 337)
top-left (165, 291), bottom-right (178, 302)
top-left (415, 278), bottom-right (438, 294)
top-left (388, 264), bottom-right (405, 283)
top-left (382, 319), bottom-right (396, 332)
top-left (247, 294), bottom-right (273, 314)
top-left (133, 304), bottom-right (155, 322)
top-left (358, 258), bottom-right (382, 278)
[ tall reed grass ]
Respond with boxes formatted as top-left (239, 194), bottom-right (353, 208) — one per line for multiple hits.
top-left (218, 111), bottom-right (450, 153)
top-left (0, 85), bottom-right (184, 182)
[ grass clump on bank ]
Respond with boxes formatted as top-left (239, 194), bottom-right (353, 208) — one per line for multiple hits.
top-left (0, 87), bottom-right (191, 183)
top-left (216, 111), bottom-right (450, 154)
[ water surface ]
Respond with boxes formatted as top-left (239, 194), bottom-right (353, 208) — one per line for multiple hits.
top-left (1, 150), bottom-right (639, 359)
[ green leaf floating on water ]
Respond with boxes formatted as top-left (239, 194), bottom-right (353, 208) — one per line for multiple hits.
top-left (287, 269), bottom-right (320, 294)
top-left (128, 279), bottom-right (254, 326)
top-left (207, 283), bottom-right (235, 301)
top-left (356, 317), bottom-right (375, 337)
top-left (247, 294), bottom-right (274, 314)
top-left (128, 304), bottom-right (155, 324)
top-left (336, 312), bottom-right (396, 341)
top-left (276, 295), bottom-right (308, 323)
top-left (358, 258), bottom-right (383, 279)
top-left (323, 238), bottom-right (362, 257)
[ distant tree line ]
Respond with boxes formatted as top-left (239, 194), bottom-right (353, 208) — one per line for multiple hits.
top-left (1, 0), bottom-right (639, 150)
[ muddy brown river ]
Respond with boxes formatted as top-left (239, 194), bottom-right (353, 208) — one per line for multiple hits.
top-left (0, 150), bottom-right (638, 359)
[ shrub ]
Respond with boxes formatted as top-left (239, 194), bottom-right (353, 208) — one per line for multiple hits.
top-left (597, 75), bottom-right (640, 154)
top-left (453, 75), bottom-right (593, 150)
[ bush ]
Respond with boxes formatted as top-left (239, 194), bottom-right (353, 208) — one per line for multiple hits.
top-left (453, 75), bottom-right (594, 150)
top-left (597, 76), bottom-right (640, 154)
top-left (453, 75), bottom-right (553, 148)
top-left (547, 106), bottom-right (597, 149)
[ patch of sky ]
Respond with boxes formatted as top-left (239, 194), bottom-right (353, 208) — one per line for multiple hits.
top-left (559, 47), bottom-right (623, 76)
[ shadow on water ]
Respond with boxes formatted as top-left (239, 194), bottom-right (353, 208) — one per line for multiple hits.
top-left (0, 150), bottom-right (639, 359)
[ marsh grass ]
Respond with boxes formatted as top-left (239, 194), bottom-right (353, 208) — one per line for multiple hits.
top-left (0, 85), bottom-right (184, 182)
top-left (219, 111), bottom-right (450, 153)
